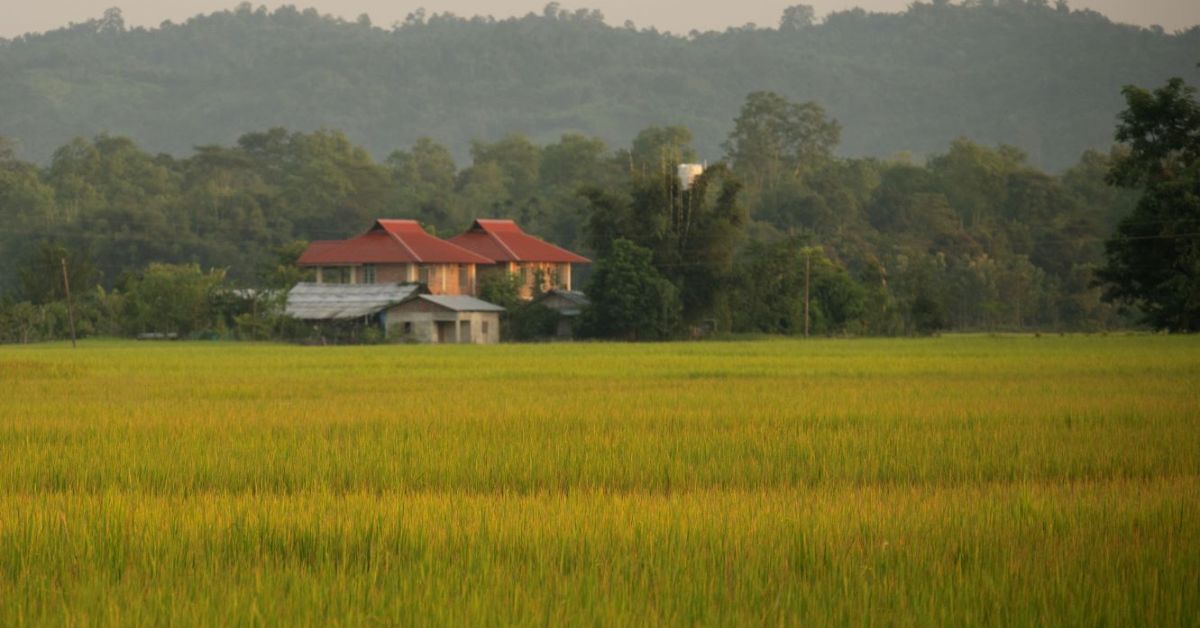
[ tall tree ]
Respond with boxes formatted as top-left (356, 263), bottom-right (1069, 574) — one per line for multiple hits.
top-left (628, 127), bottom-right (698, 174)
top-left (577, 238), bottom-right (681, 340)
top-left (387, 138), bottom-right (458, 229)
top-left (779, 5), bottom-right (816, 31)
top-left (1097, 77), bottom-right (1200, 332)
top-left (583, 161), bottom-right (746, 323)
top-left (723, 91), bottom-right (841, 192)
top-left (17, 241), bottom-right (99, 305)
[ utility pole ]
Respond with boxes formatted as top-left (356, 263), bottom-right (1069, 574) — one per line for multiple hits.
top-left (804, 250), bottom-right (811, 338)
top-left (61, 257), bottom-right (77, 349)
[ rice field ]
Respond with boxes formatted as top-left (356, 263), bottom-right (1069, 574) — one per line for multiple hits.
top-left (0, 335), bottom-right (1197, 625)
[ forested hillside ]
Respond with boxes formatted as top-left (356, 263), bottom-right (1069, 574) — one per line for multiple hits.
top-left (1, 1), bottom-right (1196, 169)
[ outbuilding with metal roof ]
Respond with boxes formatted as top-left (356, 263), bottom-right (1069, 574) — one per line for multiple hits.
top-left (384, 293), bottom-right (505, 344)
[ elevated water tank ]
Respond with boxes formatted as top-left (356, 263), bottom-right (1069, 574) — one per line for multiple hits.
top-left (677, 163), bottom-right (704, 190)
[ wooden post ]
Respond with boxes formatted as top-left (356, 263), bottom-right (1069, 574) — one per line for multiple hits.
top-left (61, 257), bottom-right (77, 349)
top-left (803, 250), bottom-right (811, 339)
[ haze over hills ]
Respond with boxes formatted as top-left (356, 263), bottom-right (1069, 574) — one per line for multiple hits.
top-left (0, 2), bottom-right (1197, 169)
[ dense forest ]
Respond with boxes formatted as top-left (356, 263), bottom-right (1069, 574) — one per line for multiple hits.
top-left (0, 81), bottom-right (1149, 340)
top-left (1, 2), bottom-right (1197, 169)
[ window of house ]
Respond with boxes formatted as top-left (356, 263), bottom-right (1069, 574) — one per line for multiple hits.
top-left (458, 265), bottom-right (469, 293)
top-left (361, 264), bottom-right (376, 284)
top-left (482, 321), bottom-right (489, 336)
top-left (323, 267), bottom-right (348, 284)
top-left (419, 265), bottom-right (431, 286)
top-left (403, 321), bottom-right (413, 334)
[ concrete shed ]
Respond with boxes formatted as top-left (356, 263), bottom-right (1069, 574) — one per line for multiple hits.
top-left (385, 294), bottom-right (504, 344)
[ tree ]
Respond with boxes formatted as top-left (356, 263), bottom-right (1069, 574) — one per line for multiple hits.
top-left (478, 271), bottom-right (524, 312)
top-left (18, 241), bottom-right (99, 305)
top-left (723, 92), bottom-right (841, 191)
top-left (121, 263), bottom-right (227, 336)
top-left (0, 144), bottom-right (60, 294)
top-left (468, 134), bottom-right (542, 202)
top-left (730, 237), bottom-right (865, 335)
top-left (583, 162), bottom-right (746, 323)
top-left (779, 5), bottom-right (816, 31)
top-left (1096, 77), bottom-right (1200, 331)
top-left (259, 241), bottom-right (312, 291)
top-left (729, 237), bottom-right (808, 334)
top-left (628, 127), bottom-right (697, 174)
top-left (387, 138), bottom-right (458, 229)
top-left (578, 239), bottom-right (681, 340)
top-left (541, 134), bottom-right (611, 189)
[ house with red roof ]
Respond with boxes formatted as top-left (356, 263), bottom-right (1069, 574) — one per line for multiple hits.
top-left (297, 220), bottom-right (494, 296)
top-left (448, 219), bottom-right (590, 299)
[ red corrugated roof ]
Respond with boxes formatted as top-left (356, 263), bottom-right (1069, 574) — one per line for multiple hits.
top-left (448, 219), bottom-right (590, 264)
top-left (298, 220), bottom-right (495, 265)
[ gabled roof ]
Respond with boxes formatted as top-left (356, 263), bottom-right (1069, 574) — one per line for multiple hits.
top-left (393, 294), bottom-right (506, 313)
top-left (285, 282), bottom-right (427, 320)
top-left (298, 220), bottom-right (495, 266)
top-left (448, 219), bottom-right (590, 264)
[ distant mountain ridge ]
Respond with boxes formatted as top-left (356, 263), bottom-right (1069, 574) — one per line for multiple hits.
top-left (1, 2), bottom-right (1197, 169)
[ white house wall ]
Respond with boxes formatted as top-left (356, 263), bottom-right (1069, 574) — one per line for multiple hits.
top-left (383, 308), bottom-right (500, 344)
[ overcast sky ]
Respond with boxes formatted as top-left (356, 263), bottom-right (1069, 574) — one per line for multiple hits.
top-left (2, 0), bottom-right (1197, 38)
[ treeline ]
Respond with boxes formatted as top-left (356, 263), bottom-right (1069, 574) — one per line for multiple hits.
top-left (1, 2), bottom-right (1197, 169)
top-left (0, 88), bottom-right (1141, 342)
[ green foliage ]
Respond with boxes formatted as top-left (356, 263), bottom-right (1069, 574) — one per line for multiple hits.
top-left (1098, 77), bottom-right (1200, 331)
top-left (478, 272), bottom-right (524, 313)
top-left (729, 239), bottom-right (806, 334)
top-left (0, 124), bottom-right (1142, 339)
top-left (724, 91), bottom-right (841, 194)
top-left (578, 239), bottom-right (682, 340)
top-left (730, 238), bottom-right (866, 335)
top-left (120, 263), bottom-right (227, 336)
top-left (628, 127), bottom-right (698, 173)
top-left (509, 302), bottom-right (562, 341)
top-left (259, 241), bottom-right (313, 291)
top-left (17, 241), bottom-right (98, 305)
top-left (0, 66), bottom-right (1169, 341)
top-left (584, 164), bottom-right (746, 323)
top-left (387, 138), bottom-right (458, 227)
top-left (2, 3), bottom-right (1195, 169)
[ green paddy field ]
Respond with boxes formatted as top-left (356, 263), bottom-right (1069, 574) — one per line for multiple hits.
top-left (0, 335), bottom-right (1197, 625)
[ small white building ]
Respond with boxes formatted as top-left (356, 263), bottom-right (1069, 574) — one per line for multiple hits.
top-left (384, 294), bottom-right (504, 344)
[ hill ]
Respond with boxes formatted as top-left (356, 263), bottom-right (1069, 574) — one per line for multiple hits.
top-left (0, 2), bottom-right (1197, 169)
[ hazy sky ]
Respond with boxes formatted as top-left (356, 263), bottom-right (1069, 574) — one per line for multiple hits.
top-left (2, 0), bottom-right (1198, 38)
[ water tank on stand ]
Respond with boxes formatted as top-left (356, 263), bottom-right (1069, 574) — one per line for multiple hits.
top-left (677, 163), bottom-right (704, 190)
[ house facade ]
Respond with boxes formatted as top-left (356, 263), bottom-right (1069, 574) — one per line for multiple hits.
top-left (297, 220), bottom-right (494, 296)
top-left (448, 219), bottom-right (591, 299)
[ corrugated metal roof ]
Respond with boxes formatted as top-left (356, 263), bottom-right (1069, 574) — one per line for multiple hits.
top-left (535, 289), bottom-right (590, 316)
top-left (449, 219), bottom-right (591, 264)
top-left (398, 294), bottom-right (506, 313)
top-left (544, 289), bottom-right (590, 306)
top-left (285, 282), bottom-right (425, 320)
